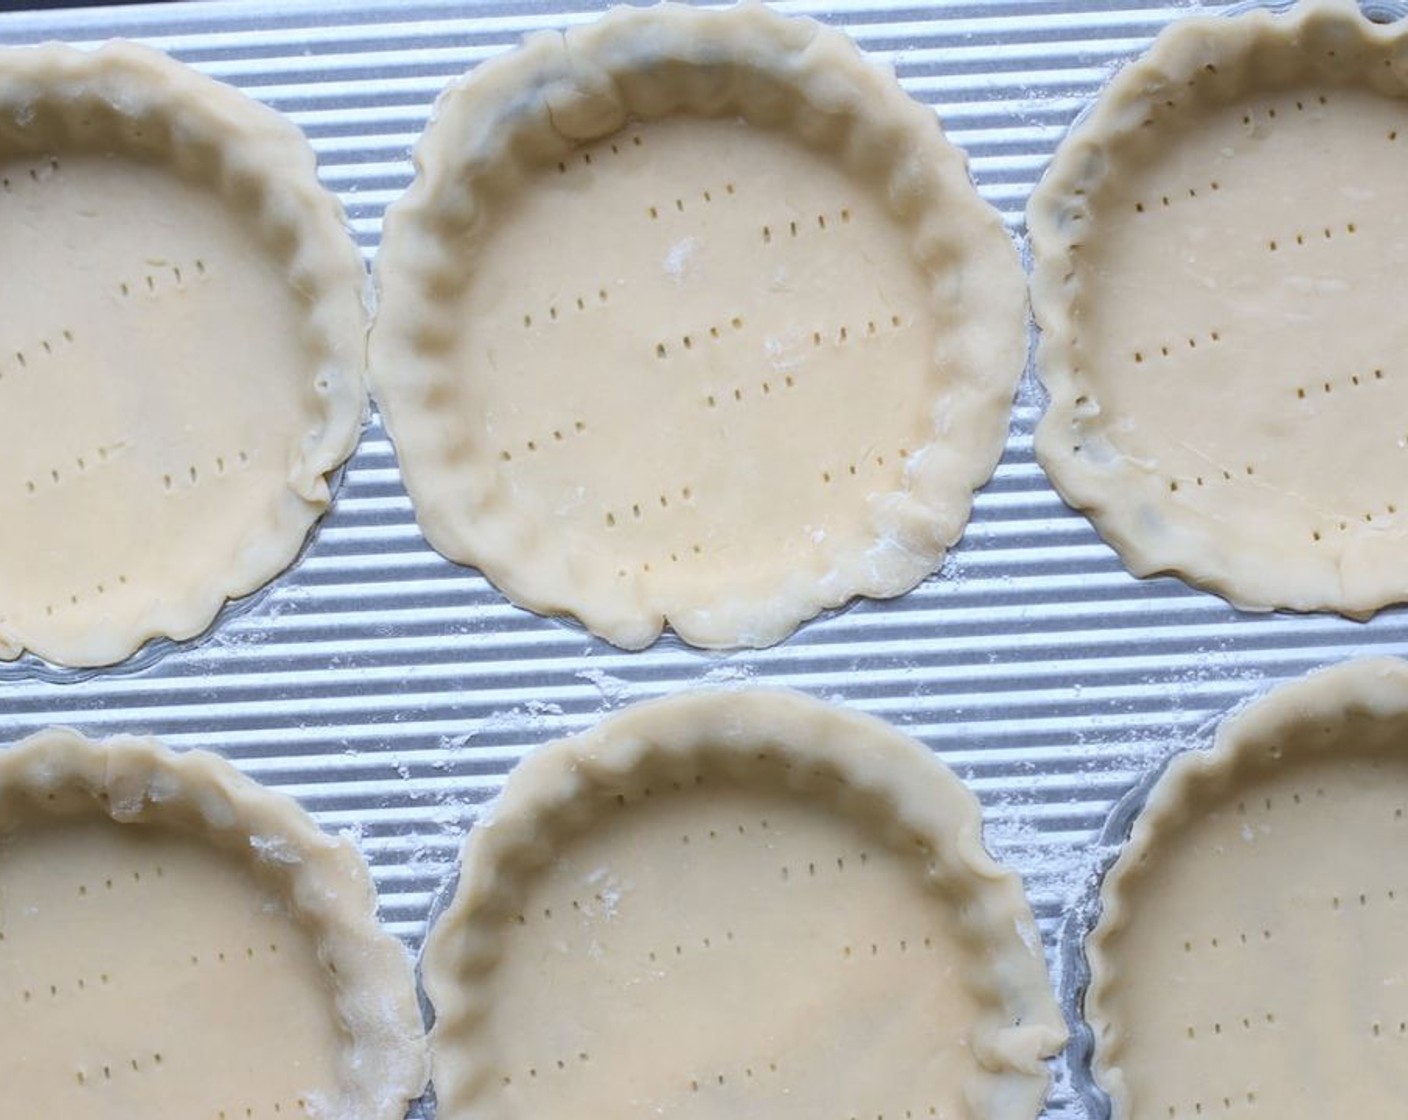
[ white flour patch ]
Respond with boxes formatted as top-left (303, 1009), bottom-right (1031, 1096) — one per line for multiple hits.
top-left (585, 866), bottom-right (624, 919)
top-left (663, 235), bottom-right (699, 283)
top-left (249, 834), bottom-right (302, 864)
top-left (578, 666), bottom-right (634, 708)
top-left (700, 663), bottom-right (755, 686)
top-left (764, 327), bottom-right (807, 372)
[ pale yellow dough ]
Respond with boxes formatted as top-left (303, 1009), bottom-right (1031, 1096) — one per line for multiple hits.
top-left (0, 43), bottom-right (367, 667)
top-left (370, 2), bottom-right (1025, 649)
top-left (0, 729), bottom-right (428, 1120)
top-left (1086, 657), bottom-right (1408, 1118)
top-left (1029, 0), bottom-right (1408, 616)
top-left (423, 690), bottom-right (1065, 1120)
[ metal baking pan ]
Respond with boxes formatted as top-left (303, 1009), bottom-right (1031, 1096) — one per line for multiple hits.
top-left (4, 0), bottom-right (1408, 1115)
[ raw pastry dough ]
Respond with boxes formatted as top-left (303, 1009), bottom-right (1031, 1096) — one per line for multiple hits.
top-left (0, 42), bottom-right (367, 667)
top-left (423, 689), bottom-right (1064, 1120)
top-left (1085, 657), bottom-right (1408, 1118)
top-left (1029, 0), bottom-right (1408, 616)
top-left (370, 3), bottom-right (1025, 649)
top-left (0, 728), bottom-right (428, 1120)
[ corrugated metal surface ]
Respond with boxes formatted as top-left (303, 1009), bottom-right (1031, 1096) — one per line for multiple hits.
top-left (3, 1), bottom-right (1407, 1116)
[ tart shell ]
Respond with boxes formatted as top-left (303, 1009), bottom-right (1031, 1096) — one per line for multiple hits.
top-left (0, 41), bottom-right (367, 666)
top-left (0, 727), bottom-right (428, 1119)
top-left (423, 689), bottom-right (1064, 1120)
top-left (370, 2), bottom-right (1026, 650)
top-left (1028, 0), bottom-right (1408, 616)
top-left (1085, 656), bottom-right (1408, 1117)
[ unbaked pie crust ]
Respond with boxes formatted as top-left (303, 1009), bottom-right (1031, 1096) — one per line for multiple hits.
top-left (1085, 656), bottom-right (1408, 1117)
top-left (370, 2), bottom-right (1026, 649)
top-left (1029, 0), bottom-right (1408, 616)
top-left (423, 689), bottom-right (1064, 1120)
top-left (0, 728), bottom-right (428, 1119)
top-left (0, 42), bottom-right (368, 667)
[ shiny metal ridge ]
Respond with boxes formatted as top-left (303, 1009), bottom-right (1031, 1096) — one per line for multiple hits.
top-left (3, 1), bottom-right (1408, 1116)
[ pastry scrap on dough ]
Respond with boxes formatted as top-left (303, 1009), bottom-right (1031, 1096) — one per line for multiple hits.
top-left (1085, 657), bottom-right (1408, 1118)
top-left (0, 42), bottom-right (367, 667)
top-left (0, 728), bottom-right (428, 1120)
top-left (1029, 0), bottom-right (1408, 616)
top-left (370, 3), bottom-right (1025, 650)
top-left (423, 689), bottom-right (1064, 1120)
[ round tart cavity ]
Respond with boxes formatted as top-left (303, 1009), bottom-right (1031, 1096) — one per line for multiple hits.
top-left (423, 689), bottom-right (1064, 1120)
top-left (370, 3), bottom-right (1025, 649)
top-left (0, 42), bottom-right (367, 667)
top-left (0, 728), bottom-right (428, 1119)
top-left (1029, 0), bottom-right (1408, 616)
top-left (1083, 657), bottom-right (1408, 1117)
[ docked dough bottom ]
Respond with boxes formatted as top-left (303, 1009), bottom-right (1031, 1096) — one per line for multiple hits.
top-left (0, 816), bottom-right (347, 1118)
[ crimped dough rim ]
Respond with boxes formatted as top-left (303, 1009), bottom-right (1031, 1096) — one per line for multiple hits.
top-left (369, 1), bottom-right (1025, 650)
top-left (0, 40), bottom-right (368, 667)
top-left (422, 689), bottom-right (1065, 1119)
top-left (1027, 0), bottom-right (1408, 617)
top-left (1084, 656), bottom-right (1408, 1116)
top-left (0, 727), bottom-right (428, 1120)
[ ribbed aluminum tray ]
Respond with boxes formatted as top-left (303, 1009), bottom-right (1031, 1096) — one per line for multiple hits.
top-left (4, 1), bottom-right (1407, 1116)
